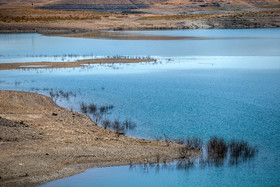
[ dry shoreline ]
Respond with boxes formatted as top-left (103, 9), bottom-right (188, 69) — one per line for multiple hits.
top-left (0, 58), bottom-right (156, 70)
top-left (0, 90), bottom-right (201, 187)
top-left (0, 8), bottom-right (279, 34)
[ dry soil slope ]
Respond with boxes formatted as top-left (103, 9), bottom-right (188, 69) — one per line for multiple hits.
top-left (1, 0), bottom-right (279, 10)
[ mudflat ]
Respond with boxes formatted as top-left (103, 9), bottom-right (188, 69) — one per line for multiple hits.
top-left (0, 58), bottom-right (156, 70)
top-left (0, 90), bottom-right (201, 187)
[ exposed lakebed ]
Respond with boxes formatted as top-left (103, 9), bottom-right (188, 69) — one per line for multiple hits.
top-left (0, 29), bottom-right (280, 186)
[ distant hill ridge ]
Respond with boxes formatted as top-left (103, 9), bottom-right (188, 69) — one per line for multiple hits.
top-left (1, 0), bottom-right (280, 12)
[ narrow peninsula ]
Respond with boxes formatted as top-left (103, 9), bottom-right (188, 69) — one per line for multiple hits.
top-left (0, 90), bottom-right (201, 187)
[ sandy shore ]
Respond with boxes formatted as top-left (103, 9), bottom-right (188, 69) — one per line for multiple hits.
top-left (0, 90), bottom-right (201, 186)
top-left (0, 58), bottom-right (156, 70)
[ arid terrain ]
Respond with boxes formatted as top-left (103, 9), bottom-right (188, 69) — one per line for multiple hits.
top-left (0, 0), bottom-right (279, 33)
top-left (0, 90), bottom-right (201, 186)
top-left (0, 1), bottom-right (279, 186)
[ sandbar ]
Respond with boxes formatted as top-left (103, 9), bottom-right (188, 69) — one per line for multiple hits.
top-left (0, 58), bottom-right (156, 70)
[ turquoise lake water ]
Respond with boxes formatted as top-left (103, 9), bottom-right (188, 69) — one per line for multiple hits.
top-left (0, 29), bottom-right (280, 186)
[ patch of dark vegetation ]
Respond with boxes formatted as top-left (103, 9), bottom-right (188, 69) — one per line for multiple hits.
top-left (49, 90), bottom-right (76, 102)
top-left (88, 103), bottom-right (97, 114)
top-left (175, 136), bottom-right (258, 168)
top-left (29, 88), bottom-right (77, 103)
top-left (201, 136), bottom-right (258, 166)
top-left (80, 102), bottom-right (114, 116)
top-left (99, 105), bottom-right (114, 115)
top-left (80, 102), bottom-right (88, 114)
top-left (228, 139), bottom-right (258, 165)
top-left (207, 136), bottom-right (228, 158)
top-left (176, 159), bottom-right (195, 170)
top-left (112, 119), bottom-right (125, 135)
top-left (123, 119), bottom-right (136, 130)
top-left (130, 135), bottom-right (258, 173)
top-left (101, 119), bottom-right (111, 129)
top-left (79, 102), bottom-right (136, 135)
top-left (99, 118), bottom-right (136, 135)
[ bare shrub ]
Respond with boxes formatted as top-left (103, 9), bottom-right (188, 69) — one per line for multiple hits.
top-left (88, 103), bottom-right (97, 114)
top-left (99, 105), bottom-right (114, 115)
top-left (80, 102), bottom-right (87, 114)
top-left (207, 136), bottom-right (228, 158)
top-left (122, 119), bottom-right (136, 130)
top-left (228, 139), bottom-right (258, 165)
top-left (112, 119), bottom-right (125, 134)
top-left (176, 159), bottom-right (194, 170)
top-left (101, 119), bottom-right (111, 129)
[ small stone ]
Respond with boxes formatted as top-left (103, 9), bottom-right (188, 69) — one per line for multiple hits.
top-left (52, 112), bottom-right (58, 116)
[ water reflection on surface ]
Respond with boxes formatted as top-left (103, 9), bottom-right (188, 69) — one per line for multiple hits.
top-left (1, 29), bottom-right (280, 186)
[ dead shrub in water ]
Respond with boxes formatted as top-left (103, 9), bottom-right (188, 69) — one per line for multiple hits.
top-left (228, 139), bottom-right (258, 165)
top-left (88, 103), bottom-right (97, 114)
top-left (79, 102), bottom-right (114, 119)
top-left (80, 102), bottom-right (88, 114)
top-left (78, 101), bottom-right (136, 134)
top-left (101, 119), bottom-right (111, 129)
top-left (99, 105), bottom-right (114, 115)
top-left (122, 119), bottom-right (136, 130)
top-left (110, 119), bottom-right (137, 135)
top-left (207, 136), bottom-right (228, 158)
top-left (112, 119), bottom-right (125, 135)
top-left (176, 159), bottom-right (194, 170)
top-left (49, 90), bottom-right (76, 102)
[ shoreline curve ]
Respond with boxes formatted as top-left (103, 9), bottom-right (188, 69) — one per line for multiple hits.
top-left (0, 90), bottom-right (201, 187)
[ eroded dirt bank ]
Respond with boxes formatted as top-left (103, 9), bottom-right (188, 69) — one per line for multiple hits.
top-left (0, 90), bottom-right (201, 187)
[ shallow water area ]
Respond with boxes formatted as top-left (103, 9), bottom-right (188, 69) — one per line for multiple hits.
top-left (1, 29), bottom-right (280, 186)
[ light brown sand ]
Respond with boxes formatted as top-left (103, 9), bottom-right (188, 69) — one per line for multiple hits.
top-left (0, 90), bottom-right (201, 187)
top-left (0, 58), bottom-right (156, 70)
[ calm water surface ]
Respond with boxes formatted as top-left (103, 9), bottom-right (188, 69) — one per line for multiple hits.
top-left (0, 29), bottom-right (280, 186)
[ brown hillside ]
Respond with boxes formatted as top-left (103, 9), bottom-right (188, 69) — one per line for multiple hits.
top-left (1, 0), bottom-right (279, 10)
